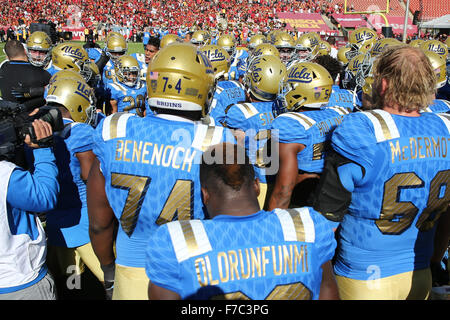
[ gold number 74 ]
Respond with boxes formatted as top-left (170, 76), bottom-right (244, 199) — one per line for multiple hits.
top-left (111, 173), bottom-right (193, 237)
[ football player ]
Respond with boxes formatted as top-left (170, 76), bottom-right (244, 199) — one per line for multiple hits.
top-left (146, 143), bottom-right (339, 300)
top-left (223, 54), bottom-right (287, 209)
top-left (294, 32), bottom-right (321, 63)
top-left (43, 77), bottom-right (104, 299)
top-left (267, 62), bottom-right (351, 211)
top-left (87, 43), bottom-right (237, 300)
top-left (107, 55), bottom-right (147, 116)
top-left (25, 31), bottom-right (53, 69)
top-left (312, 45), bottom-right (450, 300)
top-left (271, 31), bottom-right (296, 65)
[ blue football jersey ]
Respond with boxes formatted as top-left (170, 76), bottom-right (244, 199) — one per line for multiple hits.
top-left (225, 101), bottom-right (277, 183)
top-left (326, 85), bottom-right (356, 111)
top-left (145, 207), bottom-right (337, 300)
top-left (92, 113), bottom-right (237, 267)
top-left (331, 110), bottom-right (450, 280)
top-left (45, 61), bottom-right (58, 77)
top-left (45, 119), bottom-right (95, 248)
top-left (209, 80), bottom-right (246, 124)
top-left (107, 80), bottom-right (147, 116)
top-left (422, 99), bottom-right (450, 113)
top-left (271, 107), bottom-right (351, 173)
top-left (229, 49), bottom-right (249, 80)
top-left (102, 60), bottom-right (116, 84)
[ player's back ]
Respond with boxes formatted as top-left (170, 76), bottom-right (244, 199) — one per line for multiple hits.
top-left (209, 80), bottom-right (246, 124)
top-left (331, 110), bottom-right (450, 280)
top-left (93, 113), bottom-right (236, 268)
top-left (271, 106), bottom-right (351, 173)
top-left (326, 85), bottom-right (356, 111)
top-left (145, 207), bottom-right (336, 300)
top-left (46, 120), bottom-right (94, 247)
top-left (225, 101), bottom-right (276, 183)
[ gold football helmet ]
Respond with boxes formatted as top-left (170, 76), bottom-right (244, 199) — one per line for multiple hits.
top-left (251, 43), bottom-right (280, 58)
top-left (51, 43), bottom-right (95, 82)
top-left (371, 38), bottom-right (402, 57)
top-left (295, 33), bottom-right (320, 61)
top-left (347, 27), bottom-right (377, 60)
top-left (105, 33), bottom-right (128, 62)
top-left (198, 44), bottom-right (230, 80)
top-left (421, 40), bottom-right (448, 59)
top-left (160, 34), bottom-right (182, 48)
top-left (248, 34), bottom-right (267, 50)
top-left (344, 53), bottom-right (373, 91)
top-left (282, 62), bottom-right (333, 110)
top-left (147, 43), bottom-right (215, 116)
top-left (310, 40), bottom-right (331, 59)
top-left (245, 54), bottom-right (287, 101)
top-left (190, 30), bottom-right (211, 46)
top-left (409, 39), bottom-right (425, 48)
top-left (26, 31), bottom-right (53, 67)
top-left (46, 78), bottom-right (97, 125)
top-left (337, 46), bottom-right (351, 66)
top-left (49, 69), bottom-right (85, 86)
top-left (217, 34), bottom-right (236, 55)
top-left (424, 51), bottom-right (447, 89)
top-left (445, 37), bottom-right (450, 48)
top-left (271, 31), bottom-right (296, 64)
top-left (115, 55), bottom-right (140, 87)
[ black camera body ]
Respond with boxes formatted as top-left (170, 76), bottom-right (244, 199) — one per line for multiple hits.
top-left (0, 101), bottom-right (64, 161)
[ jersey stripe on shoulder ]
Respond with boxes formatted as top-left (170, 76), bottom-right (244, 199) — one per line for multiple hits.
top-left (274, 208), bottom-right (315, 243)
top-left (167, 220), bottom-right (212, 262)
top-left (328, 106), bottom-right (350, 115)
top-left (436, 113), bottom-right (450, 133)
top-left (102, 112), bottom-right (135, 141)
top-left (192, 124), bottom-right (224, 151)
top-left (362, 110), bottom-right (400, 142)
top-left (279, 112), bottom-right (316, 130)
top-left (236, 103), bottom-right (258, 119)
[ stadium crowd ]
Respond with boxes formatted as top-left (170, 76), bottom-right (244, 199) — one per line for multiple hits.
top-left (1, 0), bottom-right (346, 37)
top-left (0, 10), bottom-right (449, 303)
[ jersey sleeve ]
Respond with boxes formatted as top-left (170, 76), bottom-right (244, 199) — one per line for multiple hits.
top-left (92, 117), bottom-right (108, 171)
top-left (145, 224), bottom-right (182, 294)
top-left (66, 123), bottom-right (95, 154)
top-left (307, 207), bottom-right (337, 266)
top-left (271, 113), bottom-right (309, 146)
top-left (224, 104), bottom-right (248, 130)
top-left (331, 112), bottom-right (378, 170)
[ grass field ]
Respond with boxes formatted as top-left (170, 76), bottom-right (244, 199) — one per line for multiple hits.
top-left (0, 40), bottom-right (145, 64)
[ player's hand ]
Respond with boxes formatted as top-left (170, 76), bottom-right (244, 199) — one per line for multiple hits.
top-left (24, 119), bottom-right (53, 149)
top-left (101, 263), bottom-right (116, 300)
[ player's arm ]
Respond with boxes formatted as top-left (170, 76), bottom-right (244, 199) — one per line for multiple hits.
top-left (267, 142), bottom-right (305, 210)
top-left (430, 205), bottom-right (450, 267)
top-left (312, 150), bottom-right (362, 222)
top-left (76, 150), bottom-right (97, 183)
top-left (87, 158), bottom-right (116, 267)
top-left (110, 99), bottom-right (118, 114)
top-left (319, 260), bottom-right (339, 300)
top-left (148, 283), bottom-right (181, 300)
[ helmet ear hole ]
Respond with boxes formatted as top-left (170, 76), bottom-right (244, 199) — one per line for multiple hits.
top-left (78, 105), bottom-right (83, 113)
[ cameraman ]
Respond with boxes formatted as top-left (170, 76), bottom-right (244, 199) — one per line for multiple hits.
top-left (0, 118), bottom-right (59, 300)
top-left (0, 40), bottom-right (51, 109)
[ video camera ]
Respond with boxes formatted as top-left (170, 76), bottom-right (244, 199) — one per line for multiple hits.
top-left (0, 100), bottom-right (64, 161)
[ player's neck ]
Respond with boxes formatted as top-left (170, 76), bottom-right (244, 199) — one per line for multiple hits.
top-left (382, 105), bottom-right (421, 117)
top-left (209, 198), bottom-right (261, 218)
